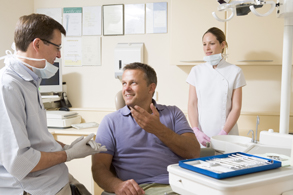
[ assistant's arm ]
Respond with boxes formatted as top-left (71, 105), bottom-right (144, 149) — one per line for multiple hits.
top-left (92, 153), bottom-right (144, 195)
top-left (188, 84), bottom-right (199, 128)
top-left (222, 87), bottom-right (242, 134)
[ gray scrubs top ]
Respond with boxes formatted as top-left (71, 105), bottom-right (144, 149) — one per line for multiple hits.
top-left (0, 56), bottom-right (68, 195)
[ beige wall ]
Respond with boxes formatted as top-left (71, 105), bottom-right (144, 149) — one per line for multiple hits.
top-left (0, 0), bottom-right (292, 133)
top-left (0, 0), bottom-right (34, 65)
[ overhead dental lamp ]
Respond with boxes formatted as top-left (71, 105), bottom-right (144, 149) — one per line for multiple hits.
top-left (213, 0), bottom-right (293, 134)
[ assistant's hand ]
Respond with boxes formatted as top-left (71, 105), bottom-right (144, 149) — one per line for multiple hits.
top-left (114, 179), bottom-right (145, 195)
top-left (130, 103), bottom-right (163, 134)
top-left (65, 133), bottom-right (107, 162)
top-left (192, 127), bottom-right (210, 147)
top-left (218, 129), bottom-right (228, 135)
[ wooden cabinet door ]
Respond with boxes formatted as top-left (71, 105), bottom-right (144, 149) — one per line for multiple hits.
top-left (170, 0), bottom-right (225, 65)
top-left (226, 6), bottom-right (284, 66)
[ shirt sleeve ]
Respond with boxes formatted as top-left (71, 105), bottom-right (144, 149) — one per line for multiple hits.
top-left (234, 68), bottom-right (246, 89)
top-left (186, 66), bottom-right (196, 87)
top-left (95, 115), bottom-right (116, 156)
top-left (172, 106), bottom-right (194, 135)
top-left (0, 79), bottom-right (41, 181)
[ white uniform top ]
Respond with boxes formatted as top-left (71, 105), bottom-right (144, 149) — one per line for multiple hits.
top-left (0, 56), bottom-right (68, 195)
top-left (186, 59), bottom-right (246, 138)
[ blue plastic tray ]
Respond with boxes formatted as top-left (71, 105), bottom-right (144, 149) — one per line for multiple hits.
top-left (179, 152), bottom-right (281, 179)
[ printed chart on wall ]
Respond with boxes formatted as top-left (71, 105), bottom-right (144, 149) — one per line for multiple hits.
top-left (125, 4), bottom-right (145, 34)
top-left (63, 7), bottom-right (82, 36)
top-left (36, 8), bottom-right (62, 25)
top-left (83, 6), bottom-right (102, 36)
top-left (146, 2), bottom-right (168, 33)
top-left (64, 38), bottom-right (82, 66)
top-left (82, 36), bottom-right (101, 66)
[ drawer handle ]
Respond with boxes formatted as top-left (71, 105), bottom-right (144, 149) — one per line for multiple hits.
top-left (237, 60), bottom-right (273, 62)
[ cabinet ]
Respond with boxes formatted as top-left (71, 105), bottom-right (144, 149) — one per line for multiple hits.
top-left (170, 1), bottom-right (289, 66)
top-left (226, 6), bottom-right (285, 65)
top-left (170, 0), bottom-right (225, 65)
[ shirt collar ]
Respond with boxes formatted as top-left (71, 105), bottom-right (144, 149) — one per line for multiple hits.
top-left (120, 99), bottom-right (164, 116)
top-left (7, 58), bottom-right (41, 85)
top-left (19, 62), bottom-right (40, 82)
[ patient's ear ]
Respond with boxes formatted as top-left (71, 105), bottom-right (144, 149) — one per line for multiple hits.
top-left (149, 83), bottom-right (156, 95)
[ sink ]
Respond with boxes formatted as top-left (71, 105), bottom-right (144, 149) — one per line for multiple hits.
top-left (211, 135), bottom-right (253, 153)
top-left (247, 144), bottom-right (291, 156)
top-left (211, 134), bottom-right (291, 156)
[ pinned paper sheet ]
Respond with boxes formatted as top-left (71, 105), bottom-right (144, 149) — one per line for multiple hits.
top-left (63, 38), bottom-right (82, 66)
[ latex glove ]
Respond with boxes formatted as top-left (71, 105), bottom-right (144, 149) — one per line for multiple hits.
top-left (87, 140), bottom-right (107, 152)
top-left (62, 136), bottom-right (84, 150)
top-left (65, 133), bottom-right (107, 162)
top-left (218, 129), bottom-right (228, 135)
top-left (192, 127), bottom-right (211, 147)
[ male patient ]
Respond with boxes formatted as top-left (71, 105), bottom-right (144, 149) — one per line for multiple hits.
top-left (92, 62), bottom-right (200, 195)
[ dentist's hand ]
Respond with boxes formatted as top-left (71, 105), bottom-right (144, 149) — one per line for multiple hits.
top-left (65, 133), bottom-right (107, 162)
top-left (62, 136), bottom-right (84, 150)
top-left (192, 127), bottom-right (210, 147)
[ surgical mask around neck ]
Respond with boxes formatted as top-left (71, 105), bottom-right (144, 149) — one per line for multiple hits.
top-left (16, 55), bottom-right (58, 79)
top-left (203, 53), bottom-right (223, 66)
top-left (0, 45), bottom-right (58, 79)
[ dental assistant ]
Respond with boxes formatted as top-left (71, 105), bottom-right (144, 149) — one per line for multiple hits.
top-left (186, 27), bottom-right (246, 147)
top-left (0, 14), bottom-right (106, 195)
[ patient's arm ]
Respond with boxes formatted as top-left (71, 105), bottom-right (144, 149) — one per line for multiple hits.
top-left (131, 104), bottom-right (200, 159)
top-left (92, 153), bottom-right (144, 195)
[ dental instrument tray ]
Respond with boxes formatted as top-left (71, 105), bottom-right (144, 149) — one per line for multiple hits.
top-left (179, 152), bottom-right (281, 179)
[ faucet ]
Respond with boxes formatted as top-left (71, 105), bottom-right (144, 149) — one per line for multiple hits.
top-left (247, 116), bottom-right (260, 143)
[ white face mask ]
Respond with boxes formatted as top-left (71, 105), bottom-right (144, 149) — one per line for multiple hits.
top-left (1, 49), bottom-right (58, 79)
top-left (15, 55), bottom-right (58, 79)
top-left (203, 53), bottom-right (222, 66)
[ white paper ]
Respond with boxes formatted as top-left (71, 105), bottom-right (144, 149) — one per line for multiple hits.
top-left (63, 7), bottom-right (82, 36)
top-left (146, 2), bottom-right (167, 34)
top-left (103, 5), bottom-right (124, 35)
top-left (36, 8), bottom-right (62, 24)
top-left (82, 36), bottom-right (101, 66)
top-left (64, 37), bottom-right (82, 66)
top-left (83, 6), bottom-right (102, 36)
top-left (125, 4), bottom-right (145, 34)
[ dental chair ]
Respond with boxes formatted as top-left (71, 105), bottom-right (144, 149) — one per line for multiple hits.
top-left (114, 90), bottom-right (215, 157)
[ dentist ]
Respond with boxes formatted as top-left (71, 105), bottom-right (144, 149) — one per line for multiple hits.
top-left (0, 14), bottom-right (105, 195)
top-left (187, 27), bottom-right (246, 147)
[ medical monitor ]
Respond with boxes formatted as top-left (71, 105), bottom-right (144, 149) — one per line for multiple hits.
top-left (39, 59), bottom-right (63, 93)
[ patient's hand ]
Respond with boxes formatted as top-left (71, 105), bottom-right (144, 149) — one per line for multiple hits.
top-left (130, 103), bottom-right (164, 135)
top-left (114, 179), bottom-right (145, 195)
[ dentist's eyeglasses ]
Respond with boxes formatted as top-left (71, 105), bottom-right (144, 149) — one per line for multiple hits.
top-left (40, 39), bottom-right (62, 51)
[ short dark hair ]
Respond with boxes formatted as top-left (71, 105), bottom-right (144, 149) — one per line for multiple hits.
top-left (203, 27), bottom-right (228, 53)
top-left (14, 13), bottom-right (66, 52)
top-left (123, 62), bottom-right (157, 86)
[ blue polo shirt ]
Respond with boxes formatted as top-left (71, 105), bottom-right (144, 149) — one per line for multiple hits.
top-left (95, 101), bottom-right (193, 184)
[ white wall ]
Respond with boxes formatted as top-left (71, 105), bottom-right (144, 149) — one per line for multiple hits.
top-left (0, 0), bottom-right (34, 67)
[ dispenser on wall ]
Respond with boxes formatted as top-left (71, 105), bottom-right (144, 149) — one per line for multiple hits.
top-left (114, 43), bottom-right (144, 79)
